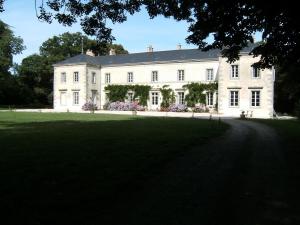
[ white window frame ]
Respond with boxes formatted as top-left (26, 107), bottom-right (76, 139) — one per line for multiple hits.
top-left (127, 92), bottom-right (134, 103)
top-left (105, 73), bottom-right (111, 84)
top-left (251, 90), bottom-right (261, 107)
top-left (127, 72), bottom-right (133, 83)
top-left (91, 90), bottom-right (97, 104)
top-left (73, 72), bottom-right (79, 83)
top-left (229, 90), bottom-right (239, 107)
top-left (92, 72), bottom-right (96, 84)
top-left (252, 66), bottom-right (261, 79)
top-left (151, 92), bottom-right (159, 105)
top-left (231, 65), bottom-right (239, 79)
top-left (178, 70), bottom-right (185, 81)
top-left (206, 92), bottom-right (214, 106)
top-left (73, 91), bottom-right (79, 105)
top-left (151, 71), bottom-right (158, 82)
top-left (207, 69), bottom-right (214, 81)
top-left (61, 72), bottom-right (66, 83)
top-left (60, 91), bottom-right (67, 106)
top-left (178, 92), bottom-right (185, 105)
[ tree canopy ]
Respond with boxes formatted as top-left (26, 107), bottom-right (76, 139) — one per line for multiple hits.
top-left (1, 0), bottom-right (298, 68)
top-left (0, 20), bottom-right (25, 73)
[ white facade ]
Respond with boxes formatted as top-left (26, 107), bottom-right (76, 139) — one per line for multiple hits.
top-left (53, 50), bottom-right (274, 118)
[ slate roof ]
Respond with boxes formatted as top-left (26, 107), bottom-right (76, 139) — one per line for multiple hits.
top-left (54, 44), bottom-right (256, 67)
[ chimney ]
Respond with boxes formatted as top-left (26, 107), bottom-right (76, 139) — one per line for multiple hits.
top-left (109, 48), bottom-right (116, 56)
top-left (86, 49), bottom-right (95, 57)
top-left (147, 45), bottom-right (153, 52)
top-left (176, 43), bottom-right (182, 50)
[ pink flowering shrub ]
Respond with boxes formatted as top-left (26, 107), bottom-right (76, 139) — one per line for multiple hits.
top-left (168, 104), bottom-right (188, 112)
top-left (104, 101), bottom-right (146, 111)
top-left (193, 104), bottom-right (209, 113)
top-left (82, 102), bottom-right (97, 111)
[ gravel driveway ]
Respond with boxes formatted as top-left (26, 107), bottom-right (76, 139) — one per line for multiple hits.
top-left (109, 119), bottom-right (295, 225)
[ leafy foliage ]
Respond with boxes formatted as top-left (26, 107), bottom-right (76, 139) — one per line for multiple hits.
top-left (0, 20), bottom-right (26, 105)
top-left (274, 64), bottom-right (300, 115)
top-left (104, 85), bottom-right (151, 106)
top-left (183, 82), bottom-right (218, 107)
top-left (1, 0), bottom-right (296, 68)
top-left (159, 85), bottom-right (175, 109)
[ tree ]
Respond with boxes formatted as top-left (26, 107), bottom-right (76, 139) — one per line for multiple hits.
top-left (0, 20), bottom-right (25, 105)
top-left (0, 20), bottom-right (25, 73)
top-left (0, 1), bottom-right (297, 68)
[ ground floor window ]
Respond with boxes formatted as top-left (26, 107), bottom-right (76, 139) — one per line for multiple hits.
top-left (251, 90), bottom-right (260, 107)
top-left (73, 91), bottom-right (79, 105)
top-left (151, 92), bottom-right (159, 105)
top-left (230, 90), bottom-right (239, 107)
top-left (91, 90), bottom-right (97, 104)
top-left (206, 92), bottom-right (213, 106)
top-left (60, 91), bottom-right (67, 106)
top-left (178, 92), bottom-right (185, 105)
top-left (128, 92), bottom-right (134, 102)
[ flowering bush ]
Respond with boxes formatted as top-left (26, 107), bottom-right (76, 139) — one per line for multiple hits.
top-left (82, 102), bottom-right (97, 111)
top-left (168, 104), bottom-right (188, 112)
top-left (104, 101), bottom-right (146, 111)
top-left (193, 104), bottom-right (209, 113)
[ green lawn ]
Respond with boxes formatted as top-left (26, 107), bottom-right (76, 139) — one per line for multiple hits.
top-left (0, 112), bottom-right (228, 225)
top-left (257, 119), bottom-right (300, 219)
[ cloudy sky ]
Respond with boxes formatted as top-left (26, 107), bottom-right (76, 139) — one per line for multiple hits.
top-left (0, 1), bottom-right (201, 64)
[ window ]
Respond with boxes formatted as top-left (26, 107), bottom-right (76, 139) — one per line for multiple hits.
top-left (207, 69), bottom-right (214, 81)
top-left (128, 92), bottom-right (134, 103)
top-left (151, 71), bottom-right (158, 82)
top-left (105, 73), bottom-right (111, 84)
top-left (178, 92), bottom-right (185, 105)
top-left (178, 70), bottom-right (185, 81)
top-left (207, 92), bottom-right (214, 106)
top-left (73, 91), bottom-right (79, 105)
top-left (128, 72), bottom-right (133, 83)
top-left (92, 72), bottom-right (96, 84)
top-left (252, 66), bottom-right (261, 78)
top-left (151, 92), bottom-right (159, 105)
top-left (60, 91), bottom-right (67, 106)
top-left (230, 91), bottom-right (239, 107)
top-left (61, 72), bottom-right (66, 83)
top-left (91, 90), bottom-right (97, 104)
top-left (73, 72), bottom-right (79, 82)
top-left (251, 90), bottom-right (260, 107)
top-left (231, 65), bottom-right (239, 78)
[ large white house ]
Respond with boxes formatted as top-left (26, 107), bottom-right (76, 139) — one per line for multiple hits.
top-left (53, 45), bottom-right (275, 118)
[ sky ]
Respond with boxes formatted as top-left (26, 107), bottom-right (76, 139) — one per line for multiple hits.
top-left (0, 1), bottom-right (200, 64)
top-left (0, 1), bottom-right (261, 64)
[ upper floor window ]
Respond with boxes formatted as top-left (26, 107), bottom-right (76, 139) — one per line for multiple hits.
top-left (207, 69), bottom-right (214, 81)
top-left (178, 70), bottom-right (185, 81)
top-left (251, 90), bottom-right (260, 107)
top-left (252, 66), bottom-right (261, 78)
top-left (230, 90), bottom-right (239, 107)
top-left (105, 73), bottom-right (111, 84)
top-left (92, 72), bottom-right (96, 84)
top-left (61, 72), bottom-right (66, 83)
top-left (231, 65), bottom-right (239, 79)
top-left (73, 72), bottom-right (79, 82)
top-left (128, 72), bottom-right (133, 83)
top-left (151, 71), bottom-right (158, 82)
